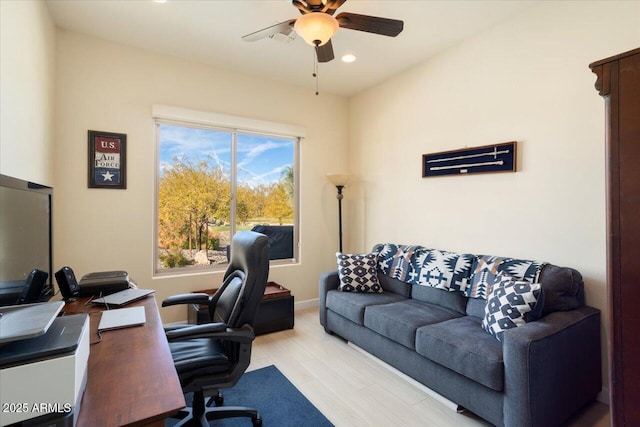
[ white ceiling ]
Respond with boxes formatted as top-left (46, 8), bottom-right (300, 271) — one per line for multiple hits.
top-left (46, 0), bottom-right (539, 97)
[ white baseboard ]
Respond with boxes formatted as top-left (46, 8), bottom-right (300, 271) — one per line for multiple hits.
top-left (347, 342), bottom-right (463, 413)
top-left (294, 298), bottom-right (318, 310)
top-left (163, 320), bottom-right (187, 327)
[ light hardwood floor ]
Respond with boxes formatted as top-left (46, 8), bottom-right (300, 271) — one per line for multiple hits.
top-left (248, 306), bottom-right (610, 427)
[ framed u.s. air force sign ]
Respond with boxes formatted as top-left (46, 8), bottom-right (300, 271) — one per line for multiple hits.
top-left (88, 130), bottom-right (127, 189)
top-left (422, 141), bottom-right (516, 178)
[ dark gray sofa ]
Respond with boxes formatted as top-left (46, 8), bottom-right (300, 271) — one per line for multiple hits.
top-left (319, 244), bottom-right (601, 427)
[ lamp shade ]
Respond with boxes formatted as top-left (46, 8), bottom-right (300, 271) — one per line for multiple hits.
top-left (327, 173), bottom-right (351, 187)
top-left (294, 13), bottom-right (339, 46)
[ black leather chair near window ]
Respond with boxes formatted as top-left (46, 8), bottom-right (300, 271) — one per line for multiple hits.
top-left (163, 231), bottom-right (269, 427)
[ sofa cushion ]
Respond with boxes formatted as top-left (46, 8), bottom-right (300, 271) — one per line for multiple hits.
top-left (336, 252), bottom-right (381, 293)
top-left (411, 285), bottom-right (467, 315)
top-left (466, 296), bottom-right (487, 318)
top-left (466, 255), bottom-right (546, 299)
top-left (409, 248), bottom-right (474, 293)
top-left (538, 264), bottom-right (584, 315)
top-left (481, 274), bottom-right (544, 341)
top-left (364, 300), bottom-right (462, 349)
top-left (415, 316), bottom-right (505, 391)
top-left (378, 273), bottom-right (412, 298)
top-left (326, 290), bottom-right (406, 325)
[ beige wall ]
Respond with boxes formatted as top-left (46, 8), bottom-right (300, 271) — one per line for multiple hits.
top-left (53, 30), bottom-right (349, 323)
top-left (348, 0), bottom-right (639, 398)
top-left (0, 0), bottom-right (56, 186)
top-left (4, 0), bottom-right (640, 394)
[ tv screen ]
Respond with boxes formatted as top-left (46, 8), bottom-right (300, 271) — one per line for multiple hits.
top-left (0, 174), bottom-right (53, 305)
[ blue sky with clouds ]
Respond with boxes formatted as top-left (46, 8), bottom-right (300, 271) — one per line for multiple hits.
top-left (159, 123), bottom-right (294, 186)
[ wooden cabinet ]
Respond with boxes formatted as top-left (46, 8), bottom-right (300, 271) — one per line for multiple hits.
top-left (590, 47), bottom-right (640, 426)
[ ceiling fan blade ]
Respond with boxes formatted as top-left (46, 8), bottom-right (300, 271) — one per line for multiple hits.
top-left (321, 0), bottom-right (348, 15)
top-left (242, 19), bottom-right (296, 42)
top-left (292, 0), bottom-right (311, 14)
top-left (336, 12), bottom-right (404, 37)
top-left (316, 40), bottom-right (335, 63)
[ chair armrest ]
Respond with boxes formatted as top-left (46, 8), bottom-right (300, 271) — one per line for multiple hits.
top-left (162, 292), bottom-right (210, 307)
top-left (319, 270), bottom-right (340, 329)
top-left (502, 306), bottom-right (601, 427)
top-left (165, 322), bottom-right (255, 344)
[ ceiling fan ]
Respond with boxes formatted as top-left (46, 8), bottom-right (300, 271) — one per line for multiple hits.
top-left (242, 0), bottom-right (404, 63)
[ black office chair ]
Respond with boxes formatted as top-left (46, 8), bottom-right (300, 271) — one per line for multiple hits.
top-left (162, 231), bottom-right (269, 427)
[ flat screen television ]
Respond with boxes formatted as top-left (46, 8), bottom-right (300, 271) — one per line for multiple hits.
top-left (0, 174), bottom-right (53, 306)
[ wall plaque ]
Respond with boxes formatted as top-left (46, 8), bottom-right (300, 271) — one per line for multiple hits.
top-left (88, 130), bottom-right (127, 189)
top-left (422, 141), bottom-right (516, 177)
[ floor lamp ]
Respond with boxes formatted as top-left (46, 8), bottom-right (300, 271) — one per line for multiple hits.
top-left (327, 174), bottom-right (351, 253)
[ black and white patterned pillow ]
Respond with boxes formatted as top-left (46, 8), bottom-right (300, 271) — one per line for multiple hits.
top-left (409, 248), bottom-right (474, 293)
top-left (467, 255), bottom-right (546, 299)
top-left (373, 243), bottom-right (421, 282)
top-left (336, 252), bottom-right (381, 293)
top-left (482, 273), bottom-right (543, 341)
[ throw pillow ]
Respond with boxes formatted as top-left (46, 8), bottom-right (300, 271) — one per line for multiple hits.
top-left (466, 255), bottom-right (546, 299)
top-left (336, 252), bottom-right (382, 293)
top-left (481, 273), bottom-right (543, 341)
top-left (373, 243), bottom-right (422, 282)
top-left (409, 248), bottom-right (474, 293)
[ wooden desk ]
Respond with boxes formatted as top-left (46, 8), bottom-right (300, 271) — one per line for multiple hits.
top-left (63, 296), bottom-right (185, 426)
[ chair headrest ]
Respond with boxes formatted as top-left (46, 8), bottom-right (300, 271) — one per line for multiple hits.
top-left (218, 231), bottom-right (269, 328)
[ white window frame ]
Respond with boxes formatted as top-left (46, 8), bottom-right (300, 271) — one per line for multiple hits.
top-left (152, 105), bottom-right (304, 276)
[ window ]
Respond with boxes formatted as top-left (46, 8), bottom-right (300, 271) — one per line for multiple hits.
top-left (154, 109), bottom-right (300, 275)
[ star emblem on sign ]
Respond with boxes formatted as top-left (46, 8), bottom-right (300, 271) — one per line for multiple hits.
top-left (101, 171), bottom-right (114, 181)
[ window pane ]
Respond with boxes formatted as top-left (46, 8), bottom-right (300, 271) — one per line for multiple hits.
top-left (155, 121), bottom-right (298, 274)
top-left (236, 133), bottom-right (295, 260)
top-left (157, 123), bottom-right (232, 271)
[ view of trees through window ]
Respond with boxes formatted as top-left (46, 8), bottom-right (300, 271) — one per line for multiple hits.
top-left (156, 122), bottom-right (296, 272)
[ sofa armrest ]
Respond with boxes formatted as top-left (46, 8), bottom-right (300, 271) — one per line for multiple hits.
top-left (319, 270), bottom-right (340, 329)
top-left (502, 306), bottom-right (601, 427)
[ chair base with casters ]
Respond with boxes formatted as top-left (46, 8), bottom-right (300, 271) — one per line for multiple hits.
top-left (164, 322), bottom-right (264, 427)
top-left (170, 389), bottom-right (262, 427)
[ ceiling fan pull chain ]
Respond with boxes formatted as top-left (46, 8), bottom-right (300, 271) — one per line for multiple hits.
top-left (315, 58), bottom-right (320, 96)
top-left (313, 45), bottom-right (320, 95)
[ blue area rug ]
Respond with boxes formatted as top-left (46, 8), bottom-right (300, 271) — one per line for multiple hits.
top-left (166, 365), bottom-right (333, 426)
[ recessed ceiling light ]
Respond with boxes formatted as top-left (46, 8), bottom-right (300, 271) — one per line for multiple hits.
top-left (153, 0), bottom-right (167, 3)
top-left (341, 54), bottom-right (357, 63)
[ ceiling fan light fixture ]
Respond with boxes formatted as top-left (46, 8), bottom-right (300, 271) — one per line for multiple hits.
top-left (294, 12), bottom-right (339, 47)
